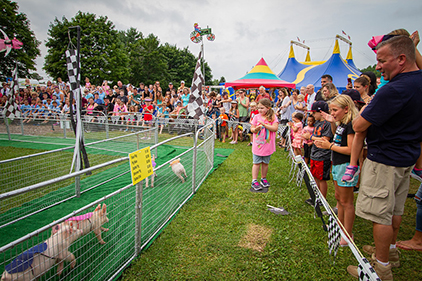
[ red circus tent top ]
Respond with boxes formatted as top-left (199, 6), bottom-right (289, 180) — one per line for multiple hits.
top-left (225, 58), bottom-right (296, 90)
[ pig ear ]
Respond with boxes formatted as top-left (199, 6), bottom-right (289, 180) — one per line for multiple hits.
top-left (102, 204), bottom-right (107, 214)
top-left (95, 204), bottom-right (101, 212)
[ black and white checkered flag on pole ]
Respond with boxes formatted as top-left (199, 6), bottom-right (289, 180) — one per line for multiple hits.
top-left (327, 215), bottom-right (341, 257)
top-left (66, 49), bottom-right (80, 93)
top-left (3, 65), bottom-right (21, 120)
top-left (188, 51), bottom-right (205, 121)
top-left (66, 48), bottom-right (83, 172)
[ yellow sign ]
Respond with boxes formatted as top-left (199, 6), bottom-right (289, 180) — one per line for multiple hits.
top-left (129, 147), bottom-right (153, 185)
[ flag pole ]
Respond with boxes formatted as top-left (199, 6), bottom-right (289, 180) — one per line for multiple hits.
top-left (201, 40), bottom-right (205, 83)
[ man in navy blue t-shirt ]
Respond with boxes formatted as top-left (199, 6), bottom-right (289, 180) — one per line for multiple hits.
top-left (347, 35), bottom-right (422, 279)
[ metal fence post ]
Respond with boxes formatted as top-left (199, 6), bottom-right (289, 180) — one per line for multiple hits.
top-left (4, 118), bottom-right (11, 141)
top-left (20, 117), bottom-right (24, 135)
top-left (154, 117), bottom-right (158, 157)
top-left (135, 182), bottom-right (144, 255)
top-left (211, 121), bottom-right (215, 170)
top-left (192, 123), bottom-right (198, 194)
top-left (105, 114), bottom-right (109, 139)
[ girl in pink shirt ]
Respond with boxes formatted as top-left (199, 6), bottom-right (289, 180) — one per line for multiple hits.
top-left (250, 98), bottom-right (279, 191)
top-left (289, 112), bottom-right (304, 156)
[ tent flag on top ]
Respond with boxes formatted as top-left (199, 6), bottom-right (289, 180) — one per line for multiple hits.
top-left (278, 37), bottom-right (361, 92)
top-left (225, 58), bottom-right (296, 90)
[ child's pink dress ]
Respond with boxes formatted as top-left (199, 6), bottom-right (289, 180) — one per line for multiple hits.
top-left (291, 122), bottom-right (303, 149)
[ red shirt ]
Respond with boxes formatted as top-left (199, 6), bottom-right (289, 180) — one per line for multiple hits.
top-left (142, 104), bottom-right (154, 121)
top-left (250, 110), bottom-right (259, 121)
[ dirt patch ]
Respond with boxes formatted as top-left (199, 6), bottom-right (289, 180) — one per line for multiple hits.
top-left (238, 223), bottom-right (272, 252)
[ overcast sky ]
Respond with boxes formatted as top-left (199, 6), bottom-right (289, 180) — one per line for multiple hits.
top-left (16, 0), bottom-right (422, 83)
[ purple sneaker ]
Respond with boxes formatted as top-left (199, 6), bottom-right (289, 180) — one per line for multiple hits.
top-left (342, 165), bottom-right (359, 182)
top-left (251, 180), bottom-right (262, 191)
top-left (260, 178), bottom-right (270, 188)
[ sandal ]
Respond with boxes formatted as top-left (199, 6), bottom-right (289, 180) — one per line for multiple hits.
top-left (396, 240), bottom-right (422, 252)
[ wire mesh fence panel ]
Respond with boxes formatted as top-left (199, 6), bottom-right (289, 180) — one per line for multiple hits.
top-left (0, 156), bottom-right (131, 229)
top-left (140, 149), bottom-right (195, 249)
top-left (0, 148), bottom-right (75, 193)
top-left (0, 185), bottom-right (136, 281)
top-left (0, 176), bottom-right (75, 227)
top-left (0, 118), bottom-right (156, 228)
top-left (0, 221), bottom-right (72, 281)
top-left (195, 124), bottom-right (214, 189)
top-left (0, 116), bottom-right (76, 139)
top-left (59, 187), bottom-right (136, 281)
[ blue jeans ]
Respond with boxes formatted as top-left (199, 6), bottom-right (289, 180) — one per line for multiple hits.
top-left (416, 183), bottom-right (422, 232)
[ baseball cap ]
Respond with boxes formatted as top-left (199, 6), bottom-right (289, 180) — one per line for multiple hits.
top-left (342, 89), bottom-right (365, 104)
top-left (145, 98), bottom-right (152, 102)
top-left (310, 101), bottom-right (329, 113)
top-left (181, 80), bottom-right (185, 84)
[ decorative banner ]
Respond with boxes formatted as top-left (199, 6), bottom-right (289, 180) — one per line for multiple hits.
top-left (129, 147), bottom-right (153, 185)
top-left (0, 28), bottom-right (23, 57)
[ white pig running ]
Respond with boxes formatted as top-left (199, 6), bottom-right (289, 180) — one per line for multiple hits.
top-left (1, 223), bottom-right (83, 281)
top-left (145, 155), bottom-right (157, 188)
top-left (170, 158), bottom-right (187, 183)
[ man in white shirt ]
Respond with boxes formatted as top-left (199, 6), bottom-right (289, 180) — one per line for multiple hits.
top-left (306, 84), bottom-right (316, 111)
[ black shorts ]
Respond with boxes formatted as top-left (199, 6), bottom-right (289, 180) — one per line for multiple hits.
top-left (303, 143), bottom-right (312, 159)
top-left (239, 116), bottom-right (249, 123)
top-left (220, 125), bottom-right (227, 134)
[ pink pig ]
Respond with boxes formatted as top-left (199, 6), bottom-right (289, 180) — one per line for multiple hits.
top-left (64, 203), bottom-right (109, 244)
top-left (1, 223), bottom-right (83, 281)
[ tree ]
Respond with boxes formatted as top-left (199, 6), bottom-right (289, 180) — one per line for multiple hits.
top-left (160, 44), bottom-right (213, 88)
top-left (44, 12), bottom-right (129, 85)
top-left (135, 34), bottom-right (169, 86)
top-left (0, 0), bottom-right (41, 81)
top-left (359, 64), bottom-right (381, 78)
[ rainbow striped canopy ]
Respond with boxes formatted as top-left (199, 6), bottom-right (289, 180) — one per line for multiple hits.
top-left (225, 58), bottom-right (296, 89)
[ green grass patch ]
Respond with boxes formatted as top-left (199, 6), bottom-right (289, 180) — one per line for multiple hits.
top-left (120, 141), bottom-right (422, 281)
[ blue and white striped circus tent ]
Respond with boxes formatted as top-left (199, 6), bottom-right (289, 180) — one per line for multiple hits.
top-left (278, 38), bottom-right (361, 93)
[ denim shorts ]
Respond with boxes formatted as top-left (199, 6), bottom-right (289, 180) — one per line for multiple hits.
top-left (253, 154), bottom-right (271, 164)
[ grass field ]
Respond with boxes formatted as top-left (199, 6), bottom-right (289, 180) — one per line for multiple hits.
top-left (120, 140), bottom-right (422, 281)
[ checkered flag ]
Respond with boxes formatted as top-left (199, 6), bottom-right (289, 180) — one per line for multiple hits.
top-left (66, 49), bottom-right (80, 92)
top-left (357, 258), bottom-right (381, 281)
top-left (188, 51), bottom-right (205, 120)
top-left (327, 215), bottom-right (341, 257)
top-left (3, 65), bottom-right (21, 120)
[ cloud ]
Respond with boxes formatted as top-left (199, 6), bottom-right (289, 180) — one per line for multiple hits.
top-left (15, 0), bottom-right (422, 82)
